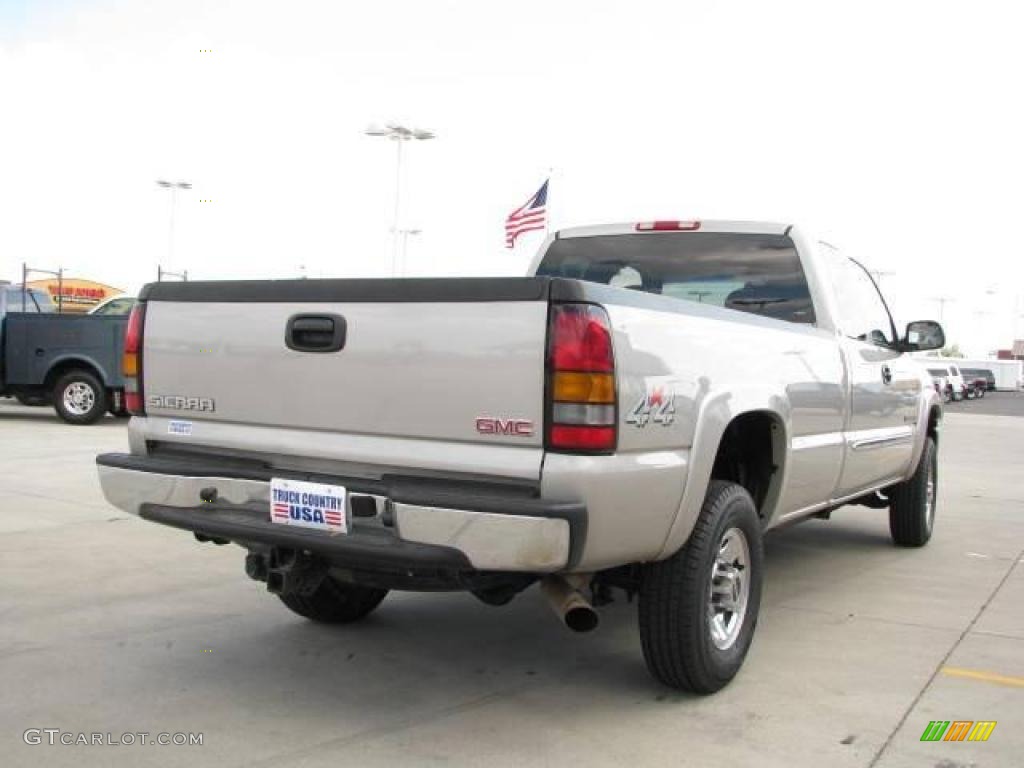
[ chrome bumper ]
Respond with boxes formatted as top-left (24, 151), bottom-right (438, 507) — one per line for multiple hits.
top-left (97, 459), bottom-right (575, 573)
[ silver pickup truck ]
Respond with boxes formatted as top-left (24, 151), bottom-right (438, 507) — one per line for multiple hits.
top-left (96, 220), bottom-right (945, 692)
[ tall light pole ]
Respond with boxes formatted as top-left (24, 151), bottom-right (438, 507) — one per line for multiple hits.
top-left (364, 124), bottom-right (434, 275)
top-left (392, 227), bottom-right (421, 276)
top-left (930, 296), bottom-right (954, 325)
top-left (156, 180), bottom-right (192, 267)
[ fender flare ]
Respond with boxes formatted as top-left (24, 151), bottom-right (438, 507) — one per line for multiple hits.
top-left (45, 355), bottom-right (114, 389)
top-left (904, 390), bottom-right (942, 482)
top-left (655, 392), bottom-right (791, 560)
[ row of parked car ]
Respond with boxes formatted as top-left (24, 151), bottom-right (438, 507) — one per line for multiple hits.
top-left (924, 362), bottom-right (994, 402)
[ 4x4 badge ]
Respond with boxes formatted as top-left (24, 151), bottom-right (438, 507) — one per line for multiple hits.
top-left (626, 386), bottom-right (676, 428)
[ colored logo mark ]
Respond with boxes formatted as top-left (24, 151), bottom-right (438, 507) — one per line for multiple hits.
top-left (920, 720), bottom-right (996, 742)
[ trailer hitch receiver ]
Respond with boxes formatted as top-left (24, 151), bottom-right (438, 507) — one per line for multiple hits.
top-left (245, 548), bottom-right (327, 597)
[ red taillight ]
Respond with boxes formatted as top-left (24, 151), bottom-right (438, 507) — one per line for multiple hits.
top-left (124, 304), bottom-right (143, 354)
top-left (123, 304), bottom-right (145, 416)
top-left (635, 220), bottom-right (701, 232)
top-left (550, 305), bottom-right (614, 372)
top-left (547, 304), bottom-right (616, 453)
top-left (549, 425), bottom-right (615, 451)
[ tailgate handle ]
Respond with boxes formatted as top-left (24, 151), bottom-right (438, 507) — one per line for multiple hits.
top-left (285, 314), bottom-right (347, 353)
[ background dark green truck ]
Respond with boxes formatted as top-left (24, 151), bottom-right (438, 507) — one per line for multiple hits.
top-left (0, 284), bottom-right (128, 424)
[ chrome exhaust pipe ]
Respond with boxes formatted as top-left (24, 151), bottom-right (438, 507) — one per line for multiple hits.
top-left (540, 575), bottom-right (599, 633)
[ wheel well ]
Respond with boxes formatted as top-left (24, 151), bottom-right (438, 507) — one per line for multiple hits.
top-left (710, 411), bottom-right (782, 518)
top-left (927, 406), bottom-right (941, 445)
top-left (44, 360), bottom-right (105, 391)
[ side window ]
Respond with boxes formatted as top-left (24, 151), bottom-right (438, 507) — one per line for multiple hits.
top-left (826, 252), bottom-right (895, 346)
top-left (5, 289), bottom-right (39, 312)
top-left (93, 298), bottom-right (135, 316)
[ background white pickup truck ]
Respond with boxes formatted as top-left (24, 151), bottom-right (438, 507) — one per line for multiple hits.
top-left (97, 220), bottom-right (946, 692)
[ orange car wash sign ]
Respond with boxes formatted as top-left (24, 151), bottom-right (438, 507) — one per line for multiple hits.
top-left (25, 278), bottom-right (124, 313)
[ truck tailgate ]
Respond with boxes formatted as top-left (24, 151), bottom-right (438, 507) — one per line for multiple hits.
top-left (139, 278), bottom-right (550, 480)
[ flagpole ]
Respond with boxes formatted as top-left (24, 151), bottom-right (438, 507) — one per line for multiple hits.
top-left (546, 166), bottom-right (554, 233)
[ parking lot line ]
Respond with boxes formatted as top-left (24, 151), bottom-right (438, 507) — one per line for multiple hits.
top-left (941, 665), bottom-right (1024, 688)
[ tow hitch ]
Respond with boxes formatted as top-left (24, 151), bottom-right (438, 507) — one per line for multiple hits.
top-left (245, 548), bottom-right (328, 596)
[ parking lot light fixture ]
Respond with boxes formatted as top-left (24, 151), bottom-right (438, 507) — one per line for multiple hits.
top-left (364, 124), bottom-right (434, 276)
top-left (156, 180), bottom-right (192, 266)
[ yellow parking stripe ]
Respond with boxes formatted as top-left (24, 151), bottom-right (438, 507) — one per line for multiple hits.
top-left (941, 666), bottom-right (1024, 688)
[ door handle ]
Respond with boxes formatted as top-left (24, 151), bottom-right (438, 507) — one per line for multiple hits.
top-left (285, 314), bottom-right (347, 353)
top-left (881, 364), bottom-right (893, 385)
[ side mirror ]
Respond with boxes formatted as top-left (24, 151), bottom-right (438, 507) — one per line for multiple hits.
top-left (901, 320), bottom-right (945, 352)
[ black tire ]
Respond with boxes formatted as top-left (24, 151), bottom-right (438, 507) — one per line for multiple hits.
top-left (278, 576), bottom-right (387, 624)
top-left (52, 370), bottom-right (107, 425)
top-left (639, 481), bottom-right (764, 693)
top-left (889, 436), bottom-right (937, 547)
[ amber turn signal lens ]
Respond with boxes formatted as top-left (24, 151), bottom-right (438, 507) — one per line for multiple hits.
top-left (553, 371), bottom-right (615, 404)
top-left (122, 352), bottom-right (138, 377)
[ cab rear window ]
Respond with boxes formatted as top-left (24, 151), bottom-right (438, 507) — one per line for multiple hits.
top-left (537, 232), bottom-right (815, 324)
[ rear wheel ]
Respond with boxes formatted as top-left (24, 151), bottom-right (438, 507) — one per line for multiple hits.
top-left (52, 370), bottom-right (107, 425)
top-left (278, 576), bottom-right (388, 624)
top-left (639, 481), bottom-right (764, 693)
top-left (889, 436), bottom-right (937, 547)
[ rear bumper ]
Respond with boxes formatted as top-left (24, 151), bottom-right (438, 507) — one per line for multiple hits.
top-left (96, 453), bottom-right (584, 573)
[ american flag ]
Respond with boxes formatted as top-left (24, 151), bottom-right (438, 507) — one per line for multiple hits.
top-left (505, 180), bottom-right (548, 248)
top-left (272, 502), bottom-right (290, 522)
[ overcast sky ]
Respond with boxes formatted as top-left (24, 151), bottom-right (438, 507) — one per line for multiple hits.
top-left (2, 0), bottom-right (1022, 354)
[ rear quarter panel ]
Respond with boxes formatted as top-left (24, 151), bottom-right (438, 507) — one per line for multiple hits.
top-left (541, 285), bottom-right (845, 569)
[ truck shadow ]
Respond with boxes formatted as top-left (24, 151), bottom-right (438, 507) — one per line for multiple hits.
top-left (180, 590), bottom-right (663, 712)
top-left (161, 515), bottom-right (897, 717)
top-left (0, 402), bottom-right (125, 426)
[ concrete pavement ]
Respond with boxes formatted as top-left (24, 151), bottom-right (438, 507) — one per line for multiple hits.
top-left (1, 396), bottom-right (1021, 767)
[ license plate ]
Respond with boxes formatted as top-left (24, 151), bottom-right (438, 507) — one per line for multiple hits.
top-left (270, 477), bottom-right (348, 533)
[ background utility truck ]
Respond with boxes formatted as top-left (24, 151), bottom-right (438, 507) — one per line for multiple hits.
top-left (1, 282), bottom-right (129, 424)
top-left (97, 220), bottom-right (945, 692)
